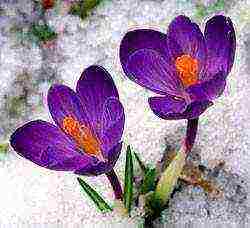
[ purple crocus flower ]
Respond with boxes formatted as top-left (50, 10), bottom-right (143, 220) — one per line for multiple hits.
top-left (10, 65), bottom-right (125, 177)
top-left (120, 15), bottom-right (236, 120)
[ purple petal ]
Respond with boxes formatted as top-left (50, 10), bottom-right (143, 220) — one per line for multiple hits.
top-left (100, 98), bottom-right (125, 155)
top-left (149, 96), bottom-right (212, 120)
top-left (74, 142), bottom-right (122, 176)
top-left (120, 29), bottom-right (170, 74)
top-left (47, 84), bottom-right (91, 130)
top-left (148, 95), bottom-right (187, 116)
top-left (187, 72), bottom-right (227, 101)
top-left (126, 49), bottom-right (184, 97)
top-left (76, 65), bottom-right (119, 133)
top-left (204, 15), bottom-right (236, 80)
top-left (10, 120), bottom-right (91, 171)
top-left (182, 101), bottom-right (213, 119)
top-left (167, 15), bottom-right (207, 76)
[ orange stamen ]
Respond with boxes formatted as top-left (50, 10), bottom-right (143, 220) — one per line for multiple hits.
top-left (175, 54), bottom-right (198, 87)
top-left (62, 116), bottom-right (103, 159)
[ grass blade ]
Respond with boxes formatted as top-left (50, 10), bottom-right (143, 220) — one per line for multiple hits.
top-left (123, 145), bottom-right (134, 213)
top-left (140, 168), bottom-right (157, 195)
top-left (77, 177), bottom-right (112, 213)
top-left (133, 150), bottom-right (147, 173)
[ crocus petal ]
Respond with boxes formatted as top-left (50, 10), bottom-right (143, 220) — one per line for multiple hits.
top-left (187, 72), bottom-right (227, 101)
top-left (47, 84), bottom-right (91, 130)
top-left (167, 15), bottom-right (207, 76)
top-left (181, 101), bottom-right (213, 119)
top-left (10, 120), bottom-right (91, 171)
top-left (204, 15), bottom-right (236, 80)
top-left (126, 49), bottom-right (184, 97)
top-left (148, 95), bottom-right (187, 118)
top-left (74, 142), bottom-right (122, 176)
top-left (149, 96), bottom-right (212, 120)
top-left (100, 97), bottom-right (125, 155)
top-left (76, 65), bottom-right (119, 133)
top-left (120, 29), bottom-right (170, 74)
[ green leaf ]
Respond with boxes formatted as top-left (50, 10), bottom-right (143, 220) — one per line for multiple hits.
top-left (0, 143), bottom-right (8, 160)
top-left (195, 4), bottom-right (207, 19)
top-left (207, 0), bottom-right (225, 13)
top-left (153, 147), bottom-right (186, 208)
top-left (30, 24), bottom-right (57, 43)
top-left (140, 168), bottom-right (157, 195)
top-left (77, 177), bottom-right (112, 213)
top-left (84, 0), bottom-right (102, 12)
top-left (123, 145), bottom-right (134, 213)
top-left (70, 0), bottom-right (103, 19)
top-left (0, 143), bottom-right (8, 153)
top-left (133, 150), bottom-right (147, 173)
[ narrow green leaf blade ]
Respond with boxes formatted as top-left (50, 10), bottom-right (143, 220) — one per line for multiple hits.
top-left (123, 145), bottom-right (134, 213)
top-left (140, 168), bottom-right (157, 194)
top-left (133, 150), bottom-right (146, 173)
top-left (153, 147), bottom-right (186, 208)
top-left (77, 177), bottom-right (112, 213)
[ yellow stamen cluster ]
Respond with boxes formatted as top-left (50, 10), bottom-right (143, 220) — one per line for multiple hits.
top-left (175, 54), bottom-right (198, 87)
top-left (62, 116), bottom-right (101, 157)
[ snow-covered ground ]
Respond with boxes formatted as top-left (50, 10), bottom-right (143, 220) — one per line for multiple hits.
top-left (0, 0), bottom-right (250, 226)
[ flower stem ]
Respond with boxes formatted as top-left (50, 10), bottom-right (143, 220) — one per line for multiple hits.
top-left (185, 118), bottom-right (199, 153)
top-left (106, 169), bottom-right (123, 200)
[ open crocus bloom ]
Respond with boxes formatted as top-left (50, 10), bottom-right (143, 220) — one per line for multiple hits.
top-left (120, 15), bottom-right (236, 120)
top-left (10, 65), bottom-right (125, 176)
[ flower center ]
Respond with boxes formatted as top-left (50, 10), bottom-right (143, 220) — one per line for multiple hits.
top-left (62, 116), bottom-right (103, 159)
top-left (175, 54), bottom-right (198, 87)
